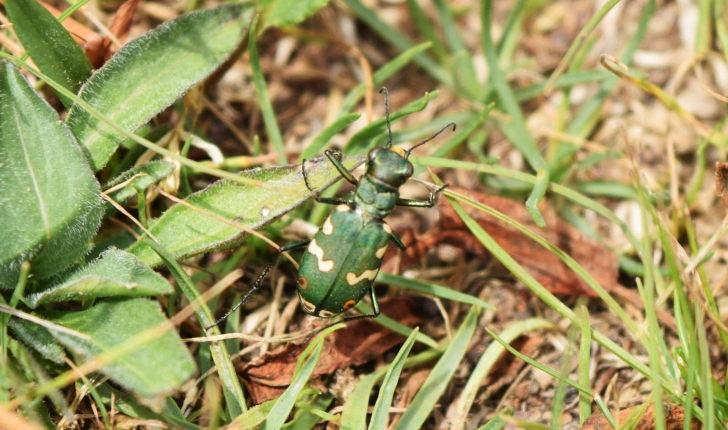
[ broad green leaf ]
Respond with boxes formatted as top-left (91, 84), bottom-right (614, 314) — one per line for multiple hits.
top-left (261, 0), bottom-right (330, 29)
top-left (368, 328), bottom-right (419, 430)
top-left (8, 318), bottom-right (66, 364)
top-left (41, 298), bottom-right (196, 399)
top-left (66, 4), bottom-right (255, 171)
top-left (104, 161), bottom-right (175, 204)
top-left (0, 62), bottom-right (103, 288)
top-left (127, 154), bottom-right (364, 267)
top-left (24, 249), bottom-right (173, 308)
top-left (5, 0), bottom-right (92, 107)
top-left (394, 307), bottom-right (480, 430)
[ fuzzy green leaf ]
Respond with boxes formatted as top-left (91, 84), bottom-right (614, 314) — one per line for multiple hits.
top-left (4, 0), bottom-right (92, 107)
top-left (127, 154), bottom-right (364, 267)
top-left (261, 0), bottom-right (330, 29)
top-left (8, 318), bottom-right (66, 364)
top-left (24, 249), bottom-right (173, 308)
top-left (66, 4), bottom-right (255, 171)
top-left (0, 62), bottom-right (103, 287)
top-left (42, 298), bottom-right (196, 399)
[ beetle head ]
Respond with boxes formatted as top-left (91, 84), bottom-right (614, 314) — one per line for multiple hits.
top-left (366, 146), bottom-right (413, 187)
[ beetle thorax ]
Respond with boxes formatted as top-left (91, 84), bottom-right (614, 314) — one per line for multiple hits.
top-left (353, 176), bottom-right (399, 218)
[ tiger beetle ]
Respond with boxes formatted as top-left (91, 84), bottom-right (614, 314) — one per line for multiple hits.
top-left (207, 88), bottom-right (455, 330)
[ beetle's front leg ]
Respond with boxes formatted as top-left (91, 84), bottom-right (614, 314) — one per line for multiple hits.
top-left (395, 184), bottom-right (448, 208)
top-left (324, 150), bottom-right (359, 185)
top-left (315, 195), bottom-right (354, 206)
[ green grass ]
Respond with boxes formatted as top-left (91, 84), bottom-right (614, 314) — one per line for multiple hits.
top-left (1, 0), bottom-right (727, 428)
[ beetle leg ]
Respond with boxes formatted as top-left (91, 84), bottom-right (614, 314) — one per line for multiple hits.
top-left (324, 150), bottom-right (359, 185)
top-left (389, 229), bottom-right (407, 251)
top-left (369, 286), bottom-right (381, 317)
top-left (315, 195), bottom-right (354, 206)
top-left (395, 184), bottom-right (448, 208)
top-left (301, 158), bottom-right (316, 194)
top-left (206, 240), bottom-right (310, 330)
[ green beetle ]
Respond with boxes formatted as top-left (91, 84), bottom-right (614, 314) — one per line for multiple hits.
top-left (208, 88), bottom-right (453, 328)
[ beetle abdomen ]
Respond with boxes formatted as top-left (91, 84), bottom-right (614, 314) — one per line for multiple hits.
top-left (297, 205), bottom-right (390, 317)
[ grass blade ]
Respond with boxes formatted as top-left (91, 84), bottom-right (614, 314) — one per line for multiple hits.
top-left (394, 307), bottom-right (479, 430)
top-left (248, 15), bottom-right (286, 165)
top-left (368, 328), bottom-right (419, 430)
top-left (450, 318), bottom-right (555, 430)
top-left (260, 334), bottom-right (330, 429)
top-left (481, 0), bottom-right (548, 227)
top-left (340, 0), bottom-right (449, 85)
top-left (377, 272), bottom-right (493, 310)
top-left (144, 239), bottom-right (247, 417)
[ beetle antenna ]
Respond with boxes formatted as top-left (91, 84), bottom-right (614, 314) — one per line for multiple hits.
top-left (405, 123), bottom-right (456, 159)
top-left (379, 87), bottom-right (393, 148)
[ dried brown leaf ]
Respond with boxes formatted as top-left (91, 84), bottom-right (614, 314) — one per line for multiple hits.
top-left (237, 298), bottom-right (420, 404)
top-left (715, 162), bottom-right (728, 208)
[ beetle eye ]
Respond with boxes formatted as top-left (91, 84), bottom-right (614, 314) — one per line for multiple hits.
top-left (368, 147), bottom-right (382, 161)
top-left (404, 163), bottom-right (413, 178)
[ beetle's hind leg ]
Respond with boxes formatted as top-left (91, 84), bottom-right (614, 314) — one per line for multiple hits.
top-left (206, 240), bottom-right (310, 330)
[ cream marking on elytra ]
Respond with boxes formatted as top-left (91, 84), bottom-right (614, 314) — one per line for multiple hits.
top-left (382, 223), bottom-right (393, 234)
top-left (322, 215), bottom-right (334, 235)
top-left (300, 297), bottom-right (316, 313)
top-left (375, 244), bottom-right (388, 259)
top-left (308, 239), bottom-right (334, 272)
top-left (336, 204), bottom-right (350, 212)
top-left (346, 269), bottom-right (378, 286)
top-left (319, 310), bottom-right (335, 318)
